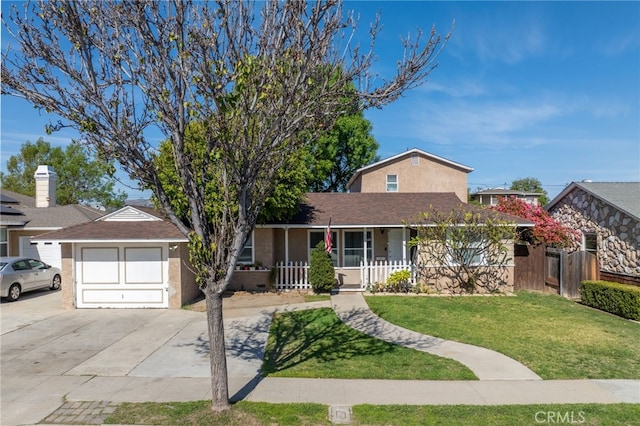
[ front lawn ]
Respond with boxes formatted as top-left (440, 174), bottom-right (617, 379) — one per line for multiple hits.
top-left (262, 308), bottom-right (476, 380)
top-left (366, 291), bottom-right (640, 379)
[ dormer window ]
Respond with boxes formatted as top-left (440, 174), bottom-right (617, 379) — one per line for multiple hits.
top-left (386, 174), bottom-right (398, 192)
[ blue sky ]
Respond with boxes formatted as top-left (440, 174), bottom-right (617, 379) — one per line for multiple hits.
top-left (2, 1), bottom-right (639, 200)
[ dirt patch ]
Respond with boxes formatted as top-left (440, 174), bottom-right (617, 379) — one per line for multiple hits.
top-left (188, 291), bottom-right (309, 312)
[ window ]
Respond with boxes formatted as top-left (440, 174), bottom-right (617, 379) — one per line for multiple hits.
top-left (238, 232), bottom-right (254, 264)
top-left (411, 153), bottom-right (419, 166)
top-left (27, 259), bottom-right (46, 270)
top-left (310, 230), bottom-right (338, 266)
top-left (0, 228), bottom-right (7, 257)
top-left (447, 232), bottom-right (485, 266)
top-left (386, 174), bottom-right (398, 192)
top-left (343, 230), bottom-right (372, 267)
top-left (584, 232), bottom-right (597, 254)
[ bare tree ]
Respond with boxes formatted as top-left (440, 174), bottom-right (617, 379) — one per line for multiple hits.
top-left (411, 207), bottom-right (517, 294)
top-left (2, 0), bottom-right (449, 411)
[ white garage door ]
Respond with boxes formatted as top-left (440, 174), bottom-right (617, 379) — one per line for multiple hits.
top-left (76, 244), bottom-right (169, 308)
top-left (20, 237), bottom-right (62, 269)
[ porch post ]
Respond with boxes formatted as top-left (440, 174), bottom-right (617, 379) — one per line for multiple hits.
top-left (364, 227), bottom-right (369, 264)
top-left (284, 227), bottom-right (289, 264)
top-left (402, 226), bottom-right (407, 262)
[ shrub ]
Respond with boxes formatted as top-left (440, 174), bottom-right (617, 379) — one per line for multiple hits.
top-left (308, 241), bottom-right (335, 293)
top-left (386, 269), bottom-right (412, 293)
top-left (580, 280), bottom-right (640, 321)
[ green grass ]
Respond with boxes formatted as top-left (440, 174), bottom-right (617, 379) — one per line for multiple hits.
top-left (104, 401), bottom-right (640, 425)
top-left (365, 291), bottom-right (640, 379)
top-left (353, 403), bottom-right (640, 425)
top-left (262, 308), bottom-right (476, 380)
top-left (104, 401), bottom-right (329, 425)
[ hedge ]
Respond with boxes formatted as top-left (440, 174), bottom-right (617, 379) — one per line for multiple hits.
top-left (580, 280), bottom-right (640, 321)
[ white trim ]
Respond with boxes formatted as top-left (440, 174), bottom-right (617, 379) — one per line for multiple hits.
top-left (98, 205), bottom-right (162, 222)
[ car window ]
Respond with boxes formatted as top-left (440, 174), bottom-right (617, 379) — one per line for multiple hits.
top-left (28, 259), bottom-right (46, 269)
top-left (12, 260), bottom-right (29, 271)
top-left (0, 261), bottom-right (7, 269)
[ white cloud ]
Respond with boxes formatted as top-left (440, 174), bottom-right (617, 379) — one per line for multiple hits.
top-left (458, 13), bottom-right (547, 65)
top-left (596, 28), bottom-right (640, 56)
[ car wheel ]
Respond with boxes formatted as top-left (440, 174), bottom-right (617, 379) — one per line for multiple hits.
top-left (50, 274), bottom-right (61, 290)
top-left (8, 284), bottom-right (21, 302)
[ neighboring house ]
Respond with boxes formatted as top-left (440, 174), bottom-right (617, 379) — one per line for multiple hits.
top-left (470, 188), bottom-right (542, 207)
top-left (32, 205), bottom-right (198, 309)
top-left (0, 166), bottom-right (104, 269)
top-left (547, 181), bottom-right (640, 283)
top-left (346, 148), bottom-right (473, 202)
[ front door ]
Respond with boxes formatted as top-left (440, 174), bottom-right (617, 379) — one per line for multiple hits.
top-left (387, 229), bottom-right (405, 262)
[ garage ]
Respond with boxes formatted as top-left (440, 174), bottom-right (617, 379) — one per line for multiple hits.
top-left (20, 237), bottom-right (62, 269)
top-left (31, 205), bottom-right (198, 309)
top-left (75, 243), bottom-right (169, 308)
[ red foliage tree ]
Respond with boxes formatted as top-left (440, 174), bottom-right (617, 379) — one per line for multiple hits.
top-left (493, 197), bottom-right (579, 248)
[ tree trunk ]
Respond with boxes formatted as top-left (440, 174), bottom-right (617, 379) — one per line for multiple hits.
top-left (205, 287), bottom-right (230, 412)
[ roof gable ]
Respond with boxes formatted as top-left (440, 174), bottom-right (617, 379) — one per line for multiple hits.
top-left (99, 206), bottom-right (162, 222)
top-left (346, 148), bottom-right (473, 190)
top-left (547, 182), bottom-right (640, 220)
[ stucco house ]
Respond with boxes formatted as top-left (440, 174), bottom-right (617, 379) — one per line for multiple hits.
top-left (31, 148), bottom-right (531, 308)
top-left (547, 181), bottom-right (640, 285)
top-left (0, 166), bottom-right (104, 269)
top-left (346, 148), bottom-right (472, 202)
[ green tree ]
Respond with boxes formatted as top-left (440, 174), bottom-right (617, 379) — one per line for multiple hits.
top-left (309, 241), bottom-right (336, 293)
top-left (308, 110), bottom-right (379, 193)
top-left (2, 0), bottom-right (449, 411)
top-left (510, 177), bottom-right (549, 206)
top-left (154, 122), bottom-right (309, 223)
top-left (0, 138), bottom-right (125, 208)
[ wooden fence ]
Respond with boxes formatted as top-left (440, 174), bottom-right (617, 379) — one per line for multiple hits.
top-left (515, 245), bottom-right (598, 299)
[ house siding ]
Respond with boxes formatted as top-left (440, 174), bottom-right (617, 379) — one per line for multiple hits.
top-left (351, 154), bottom-right (468, 202)
top-left (61, 243), bottom-right (74, 309)
top-left (170, 242), bottom-right (199, 309)
top-left (549, 187), bottom-right (640, 277)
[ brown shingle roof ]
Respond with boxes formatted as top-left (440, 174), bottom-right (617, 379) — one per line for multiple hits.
top-left (269, 192), bottom-right (533, 227)
top-left (33, 219), bottom-right (187, 241)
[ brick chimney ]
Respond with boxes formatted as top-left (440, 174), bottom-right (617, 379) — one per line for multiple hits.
top-left (34, 165), bottom-right (57, 208)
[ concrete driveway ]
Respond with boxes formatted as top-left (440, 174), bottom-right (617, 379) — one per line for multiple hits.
top-left (1, 290), bottom-right (273, 425)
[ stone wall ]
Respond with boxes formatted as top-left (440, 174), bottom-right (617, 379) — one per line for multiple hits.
top-left (549, 188), bottom-right (640, 276)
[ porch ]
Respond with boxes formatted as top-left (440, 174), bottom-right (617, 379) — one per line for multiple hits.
top-left (273, 259), bottom-right (417, 292)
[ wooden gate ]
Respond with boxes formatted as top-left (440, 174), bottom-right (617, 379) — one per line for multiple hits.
top-left (514, 244), bottom-right (547, 292)
top-left (545, 249), bottom-right (599, 299)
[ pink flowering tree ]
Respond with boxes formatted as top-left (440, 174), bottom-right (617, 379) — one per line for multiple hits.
top-left (493, 197), bottom-right (579, 248)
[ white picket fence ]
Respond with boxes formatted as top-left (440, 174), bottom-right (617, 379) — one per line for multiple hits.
top-left (360, 260), bottom-right (416, 288)
top-left (275, 261), bottom-right (310, 290)
top-left (274, 260), bottom-right (416, 291)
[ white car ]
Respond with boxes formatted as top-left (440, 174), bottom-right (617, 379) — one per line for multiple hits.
top-left (0, 257), bottom-right (61, 302)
